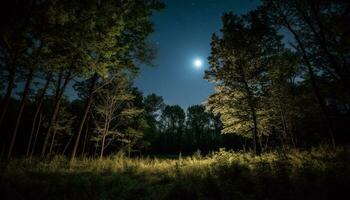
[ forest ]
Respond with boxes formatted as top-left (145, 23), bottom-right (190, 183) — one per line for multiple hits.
top-left (0, 0), bottom-right (349, 199)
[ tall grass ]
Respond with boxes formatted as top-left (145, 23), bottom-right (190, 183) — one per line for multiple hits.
top-left (1, 146), bottom-right (349, 200)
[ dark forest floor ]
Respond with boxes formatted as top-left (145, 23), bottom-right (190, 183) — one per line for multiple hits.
top-left (1, 146), bottom-right (350, 200)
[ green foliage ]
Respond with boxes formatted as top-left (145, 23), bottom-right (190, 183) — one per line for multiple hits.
top-left (91, 74), bottom-right (144, 157)
top-left (205, 11), bottom-right (285, 154)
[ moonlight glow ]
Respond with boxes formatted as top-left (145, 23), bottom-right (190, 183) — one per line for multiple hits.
top-left (194, 58), bottom-right (203, 68)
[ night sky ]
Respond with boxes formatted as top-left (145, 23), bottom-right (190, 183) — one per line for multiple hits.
top-left (135, 0), bottom-right (261, 109)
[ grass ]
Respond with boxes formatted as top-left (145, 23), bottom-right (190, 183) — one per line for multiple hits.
top-left (1, 146), bottom-right (350, 200)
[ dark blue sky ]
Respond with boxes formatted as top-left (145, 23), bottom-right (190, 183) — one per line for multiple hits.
top-left (135, 0), bottom-right (261, 109)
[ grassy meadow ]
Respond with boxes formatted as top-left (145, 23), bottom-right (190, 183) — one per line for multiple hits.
top-left (1, 146), bottom-right (350, 200)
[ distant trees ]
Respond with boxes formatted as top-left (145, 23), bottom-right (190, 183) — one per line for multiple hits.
top-left (143, 103), bottom-right (226, 154)
top-left (159, 105), bottom-right (185, 152)
top-left (186, 105), bottom-right (211, 150)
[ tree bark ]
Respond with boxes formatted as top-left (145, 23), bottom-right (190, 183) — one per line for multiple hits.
top-left (100, 135), bottom-right (106, 159)
top-left (30, 111), bottom-right (43, 159)
top-left (62, 135), bottom-right (73, 156)
top-left (26, 72), bottom-right (52, 156)
top-left (70, 73), bottom-right (98, 161)
top-left (48, 126), bottom-right (58, 155)
top-left (240, 66), bottom-right (261, 155)
top-left (81, 115), bottom-right (90, 156)
top-left (41, 70), bottom-right (72, 157)
top-left (7, 69), bottom-right (34, 158)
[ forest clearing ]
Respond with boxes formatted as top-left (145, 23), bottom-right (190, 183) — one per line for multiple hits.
top-left (1, 0), bottom-right (350, 199)
top-left (1, 146), bottom-right (350, 199)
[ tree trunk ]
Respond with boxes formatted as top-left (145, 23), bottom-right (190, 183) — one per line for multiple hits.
top-left (251, 109), bottom-right (260, 155)
top-left (26, 73), bottom-right (52, 156)
top-left (291, 32), bottom-right (336, 147)
top-left (30, 112), bottom-right (43, 159)
top-left (0, 67), bottom-right (16, 130)
top-left (0, 0), bottom-right (33, 130)
top-left (264, 135), bottom-right (269, 150)
top-left (48, 126), bottom-right (57, 155)
top-left (41, 70), bottom-right (72, 157)
top-left (70, 73), bottom-right (98, 161)
top-left (240, 66), bottom-right (261, 155)
top-left (81, 116), bottom-right (90, 156)
top-left (99, 117), bottom-right (112, 160)
top-left (7, 70), bottom-right (34, 158)
top-left (41, 97), bottom-right (61, 157)
top-left (62, 135), bottom-right (73, 156)
top-left (274, 3), bottom-right (336, 147)
top-left (100, 135), bottom-right (106, 159)
top-left (278, 102), bottom-right (291, 148)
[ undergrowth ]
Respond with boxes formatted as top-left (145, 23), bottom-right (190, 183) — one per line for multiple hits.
top-left (1, 146), bottom-right (349, 200)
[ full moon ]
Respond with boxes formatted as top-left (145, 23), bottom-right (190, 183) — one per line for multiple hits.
top-left (194, 58), bottom-right (203, 68)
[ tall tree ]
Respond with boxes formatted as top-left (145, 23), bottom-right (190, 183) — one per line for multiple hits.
top-left (91, 74), bottom-right (142, 159)
top-left (261, 0), bottom-right (348, 146)
top-left (0, 0), bottom-right (34, 129)
top-left (205, 11), bottom-right (283, 154)
top-left (70, 0), bottom-right (163, 161)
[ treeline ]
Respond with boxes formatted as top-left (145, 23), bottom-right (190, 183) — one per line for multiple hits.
top-left (205, 0), bottom-right (350, 154)
top-left (1, 0), bottom-right (350, 160)
top-left (0, 0), bottom-right (236, 160)
top-left (0, 82), bottom-right (236, 158)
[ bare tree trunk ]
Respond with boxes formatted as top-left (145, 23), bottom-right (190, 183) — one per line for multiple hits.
top-left (81, 116), bottom-right (90, 156)
top-left (26, 73), bottom-right (52, 156)
top-left (48, 126), bottom-right (57, 155)
top-left (278, 102), bottom-right (290, 148)
top-left (7, 70), bottom-right (34, 158)
top-left (62, 135), bottom-right (73, 156)
top-left (41, 70), bottom-right (72, 157)
top-left (100, 117), bottom-right (113, 159)
top-left (70, 73), bottom-right (98, 161)
top-left (100, 135), bottom-right (106, 159)
top-left (30, 112), bottom-right (43, 159)
top-left (41, 98), bottom-right (61, 157)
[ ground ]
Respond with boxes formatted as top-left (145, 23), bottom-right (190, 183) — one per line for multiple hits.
top-left (1, 146), bottom-right (350, 200)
